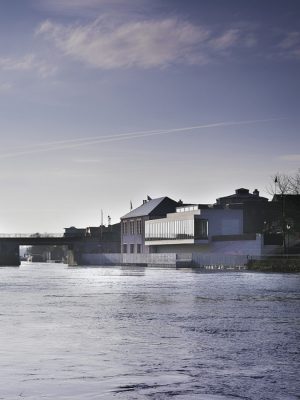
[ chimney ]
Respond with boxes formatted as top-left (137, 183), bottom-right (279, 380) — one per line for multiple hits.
top-left (253, 189), bottom-right (259, 196)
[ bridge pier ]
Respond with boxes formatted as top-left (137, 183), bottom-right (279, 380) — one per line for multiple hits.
top-left (0, 241), bottom-right (20, 266)
top-left (67, 248), bottom-right (77, 266)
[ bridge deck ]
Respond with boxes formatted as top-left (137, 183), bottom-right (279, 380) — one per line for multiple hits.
top-left (0, 234), bottom-right (83, 246)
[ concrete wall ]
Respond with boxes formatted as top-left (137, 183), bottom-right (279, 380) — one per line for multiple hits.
top-left (211, 234), bottom-right (263, 255)
top-left (80, 252), bottom-right (177, 266)
top-left (79, 252), bottom-right (249, 267)
top-left (192, 253), bottom-right (249, 267)
top-left (200, 208), bottom-right (243, 238)
top-left (81, 253), bottom-right (122, 265)
top-left (123, 253), bottom-right (177, 265)
top-left (153, 235), bottom-right (264, 256)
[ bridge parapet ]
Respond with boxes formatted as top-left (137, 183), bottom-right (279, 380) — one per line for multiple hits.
top-left (0, 233), bottom-right (64, 238)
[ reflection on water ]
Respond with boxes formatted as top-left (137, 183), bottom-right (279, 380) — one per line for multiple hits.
top-left (0, 262), bottom-right (299, 399)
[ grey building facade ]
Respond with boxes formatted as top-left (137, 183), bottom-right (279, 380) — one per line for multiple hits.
top-left (120, 197), bottom-right (179, 254)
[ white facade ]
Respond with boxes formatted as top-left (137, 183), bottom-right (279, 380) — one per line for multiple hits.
top-left (145, 206), bottom-right (243, 245)
top-left (144, 205), bottom-right (268, 256)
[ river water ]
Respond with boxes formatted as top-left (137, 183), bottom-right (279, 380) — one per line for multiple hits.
top-left (0, 263), bottom-right (299, 400)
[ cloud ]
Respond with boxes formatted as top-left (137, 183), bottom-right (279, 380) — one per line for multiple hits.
top-left (277, 31), bottom-right (300, 60)
top-left (74, 158), bottom-right (103, 164)
top-left (35, 0), bottom-right (137, 14)
top-left (210, 29), bottom-right (240, 50)
top-left (37, 18), bottom-right (212, 69)
top-left (279, 154), bottom-right (300, 162)
top-left (0, 117), bottom-right (286, 160)
top-left (0, 54), bottom-right (57, 78)
top-left (0, 82), bottom-right (13, 93)
top-left (279, 32), bottom-right (300, 49)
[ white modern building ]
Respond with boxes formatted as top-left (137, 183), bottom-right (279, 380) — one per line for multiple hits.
top-left (144, 204), bottom-right (263, 255)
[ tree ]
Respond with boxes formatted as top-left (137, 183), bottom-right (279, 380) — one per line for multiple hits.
top-left (267, 169), bottom-right (300, 196)
top-left (266, 169), bottom-right (300, 254)
top-left (289, 168), bottom-right (300, 194)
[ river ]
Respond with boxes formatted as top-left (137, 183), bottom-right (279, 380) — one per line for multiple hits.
top-left (0, 263), bottom-right (299, 399)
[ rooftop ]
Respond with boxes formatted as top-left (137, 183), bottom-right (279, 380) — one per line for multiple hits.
top-left (121, 197), bottom-right (178, 219)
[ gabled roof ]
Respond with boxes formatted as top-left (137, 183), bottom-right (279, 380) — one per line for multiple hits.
top-left (121, 197), bottom-right (178, 219)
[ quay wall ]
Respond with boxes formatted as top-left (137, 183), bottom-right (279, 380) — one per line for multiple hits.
top-left (80, 252), bottom-right (249, 268)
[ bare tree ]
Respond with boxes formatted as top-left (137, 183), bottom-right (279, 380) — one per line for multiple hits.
top-left (288, 168), bottom-right (300, 194)
top-left (267, 169), bottom-right (300, 196)
top-left (267, 173), bottom-right (290, 196)
top-left (266, 169), bottom-right (300, 253)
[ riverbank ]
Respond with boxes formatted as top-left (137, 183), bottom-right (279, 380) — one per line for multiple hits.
top-left (247, 257), bottom-right (300, 273)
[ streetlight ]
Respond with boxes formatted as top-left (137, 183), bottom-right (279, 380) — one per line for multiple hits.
top-left (286, 224), bottom-right (291, 254)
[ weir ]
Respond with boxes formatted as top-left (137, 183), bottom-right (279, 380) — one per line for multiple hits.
top-left (0, 234), bottom-right (81, 266)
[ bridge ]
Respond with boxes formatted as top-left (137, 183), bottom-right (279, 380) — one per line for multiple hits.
top-left (0, 233), bottom-right (83, 266)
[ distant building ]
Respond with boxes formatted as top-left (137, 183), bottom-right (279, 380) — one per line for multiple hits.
top-left (64, 226), bottom-right (86, 238)
top-left (64, 223), bottom-right (121, 264)
top-left (216, 188), bottom-right (270, 234)
top-left (216, 187), bottom-right (268, 206)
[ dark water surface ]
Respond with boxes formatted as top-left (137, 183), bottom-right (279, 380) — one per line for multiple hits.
top-left (0, 263), bottom-right (299, 399)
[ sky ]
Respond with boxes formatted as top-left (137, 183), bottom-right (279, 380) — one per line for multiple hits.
top-left (0, 0), bottom-right (299, 233)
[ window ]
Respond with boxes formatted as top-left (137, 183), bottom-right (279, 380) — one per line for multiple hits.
top-left (137, 244), bottom-right (141, 253)
top-left (194, 219), bottom-right (208, 239)
top-left (130, 244), bottom-right (134, 253)
top-left (130, 221), bottom-right (135, 235)
top-left (136, 219), bottom-right (142, 234)
top-left (123, 244), bottom-right (127, 253)
top-left (123, 221), bottom-right (127, 235)
top-left (145, 219), bottom-right (194, 240)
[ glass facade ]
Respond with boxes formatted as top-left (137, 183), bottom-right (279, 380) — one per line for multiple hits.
top-left (145, 218), bottom-right (208, 241)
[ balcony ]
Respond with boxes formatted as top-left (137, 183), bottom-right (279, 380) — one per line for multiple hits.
top-left (145, 234), bottom-right (208, 246)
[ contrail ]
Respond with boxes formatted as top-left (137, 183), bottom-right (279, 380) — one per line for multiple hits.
top-left (0, 117), bottom-right (286, 160)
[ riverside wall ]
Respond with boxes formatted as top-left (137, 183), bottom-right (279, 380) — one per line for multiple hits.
top-left (80, 252), bottom-right (249, 268)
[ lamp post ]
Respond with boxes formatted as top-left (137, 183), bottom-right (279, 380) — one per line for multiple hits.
top-left (286, 224), bottom-right (291, 255)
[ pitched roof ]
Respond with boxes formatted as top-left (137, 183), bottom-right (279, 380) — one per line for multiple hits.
top-left (121, 197), bottom-right (177, 219)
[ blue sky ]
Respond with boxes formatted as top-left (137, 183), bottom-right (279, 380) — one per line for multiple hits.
top-left (0, 0), bottom-right (299, 232)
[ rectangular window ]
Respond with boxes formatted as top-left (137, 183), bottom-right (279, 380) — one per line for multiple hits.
top-left (123, 244), bottom-right (127, 253)
top-left (130, 244), bottom-right (134, 253)
top-left (137, 219), bottom-right (142, 234)
top-left (123, 221), bottom-right (127, 235)
top-left (130, 221), bottom-right (135, 235)
top-left (137, 244), bottom-right (141, 253)
top-left (194, 219), bottom-right (208, 239)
